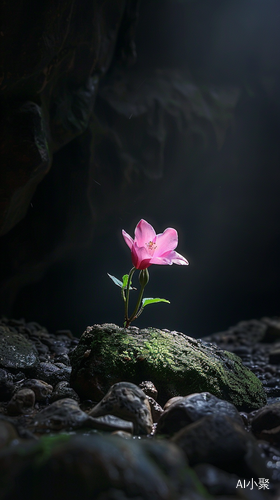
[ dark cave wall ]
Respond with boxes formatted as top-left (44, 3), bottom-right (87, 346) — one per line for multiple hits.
top-left (1, 0), bottom-right (280, 337)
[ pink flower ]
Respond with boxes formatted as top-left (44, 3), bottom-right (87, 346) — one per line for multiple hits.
top-left (122, 219), bottom-right (189, 270)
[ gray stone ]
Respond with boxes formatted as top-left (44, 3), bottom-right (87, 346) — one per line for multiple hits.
top-left (139, 380), bottom-right (158, 400)
top-left (88, 382), bottom-right (153, 435)
top-left (0, 326), bottom-right (39, 369)
top-left (157, 392), bottom-right (244, 435)
top-left (29, 398), bottom-right (89, 433)
top-left (171, 415), bottom-right (272, 479)
top-left (89, 415), bottom-right (133, 434)
top-left (50, 381), bottom-right (80, 403)
top-left (146, 396), bottom-right (163, 423)
top-left (251, 403), bottom-right (280, 444)
top-left (7, 388), bottom-right (35, 415)
top-left (32, 362), bottom-right (71, 385)
top-left (22, 379), bottom-right (53, 401)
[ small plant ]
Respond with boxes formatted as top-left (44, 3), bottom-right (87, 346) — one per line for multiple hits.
top-left (108, 219), bottom-right (189, 327)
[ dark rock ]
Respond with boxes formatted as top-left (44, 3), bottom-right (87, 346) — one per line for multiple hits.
top-left (0, 420), bottom-right (19, 450)
top-left (251, 403), bottom-right (280, 444)
top-left (146, 396), bottom-right (163, 423)
top-left (157, 392), bottom-right (244, 436)
top-left (29, 398), bottom-right (90, 433)
top-left (0, 433), bottom-right (207, 500)
top-left (70, 323), bottom-right (266, 411)
top-left (171, 415), bottom-right (271, 479)
top-left (7, 388), bottom-right (35, 415)
top-left (163, 396), bottom-right (184, 411)
top-left (32, 361), bottom-right (71, 385)
top-left (88, 414), bottom-right (133, 434)
top-left (50, 381), bottom-right (80, 403)
top-left (203, 319), bottom-right (268, 348)
top-left (21, 379), bottom-right (53, 402)
top-left (139, 380), bottom-right (158, 400)
top-left (88, 382), bottom-right (153, 435)
top-left (0, 326), bottom-right (39, 369)
top-left (0, 368), bottom-right (15, 401)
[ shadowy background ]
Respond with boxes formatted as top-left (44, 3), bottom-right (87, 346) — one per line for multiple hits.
top-left (1, 0), bottom-right (280, 337)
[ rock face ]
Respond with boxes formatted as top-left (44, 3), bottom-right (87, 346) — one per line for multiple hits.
top-left (69, 323), bottom-right (266, 411)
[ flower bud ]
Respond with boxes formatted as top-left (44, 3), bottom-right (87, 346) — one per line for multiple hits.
top-left (139, 268), bottom-right (149, 287)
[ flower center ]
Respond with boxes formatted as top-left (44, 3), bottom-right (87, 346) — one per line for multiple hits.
top-left (145, 241), bottom-right (157, 254)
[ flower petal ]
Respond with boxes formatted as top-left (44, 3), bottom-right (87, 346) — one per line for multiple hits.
top-left (134, 219), bottom-right (156, 247)
top-left (149, 255), bottom-right (174, 265)
top-left (122, 230), bottom-right (134, 250)
top-left (132, 243), bottom-right (152, 269)
top-left (154, 228), bottom-right (178, 256)
top-left (167, 250), bottom-right (189, 265)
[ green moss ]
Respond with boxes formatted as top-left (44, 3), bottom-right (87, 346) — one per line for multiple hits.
top-left (70, 324), bottom-right (266, 411)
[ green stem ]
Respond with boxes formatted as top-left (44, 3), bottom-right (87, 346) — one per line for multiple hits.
top-left (126, 282), bottom-right (146, 327)
top-left (124, 267), bottom-right (136, 324)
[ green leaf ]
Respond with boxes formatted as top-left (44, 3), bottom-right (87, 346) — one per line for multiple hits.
top-left (122, 274), bottom-right (129, 289)
top-left (142, 297), bottom-right (170, 308)
top-left (108, 273), bottom-right (136, 290)
top-left (122, 274), bottom-right (137, 290)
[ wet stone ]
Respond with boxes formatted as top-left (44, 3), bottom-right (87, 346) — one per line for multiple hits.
top-left (7, 388), bottom-right (35, 415)
top-left (139, 380), bottom-right (158, 400)
top-left (50, 381), bottom-right (80, 403)
top-left (157, 392), bottom-right (244, 436)
top-left (29, 398), bottom-right (90, 433)
top-left (250, 403), bottom-right (280, 444)
top-left (0, 368), bottom-right (15, 401)
top-left (21, 379), bottom-right (53, 402)
top-left (0, 325), bottom-right (39, 369)
top-left (88, 382), bottom-right (153, 435)
top-left (146, 396), bottom-right (163, 423)
top-left (89, 414), bottom-right (134, 433)
top-left (171, 414), bottom-right (271, 479)
top-left (32, 362), bottom-right (71, 385)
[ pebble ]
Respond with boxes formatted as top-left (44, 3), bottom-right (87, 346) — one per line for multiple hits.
top-left (88, 381), bottom-right (153, 435)
top-left (21, 379), bottom-right (53, 401)
top-left (139, 380), bottom-right (158, 400)
top-left (7, 388), bottom-right (35, 415)
top-left (157, 392), bottom-right (244, 435)
top-left (29, 398), bottom-right (90, 432)
top-left (50, 381), bottom-right (80, 403)
top-left (146, 396), bottom-right (163, 423)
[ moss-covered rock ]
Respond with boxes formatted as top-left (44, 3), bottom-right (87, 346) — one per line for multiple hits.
top-left (70, 324), bottom-right (266, 411)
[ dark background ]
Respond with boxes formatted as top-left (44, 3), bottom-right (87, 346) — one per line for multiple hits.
top-left (2, 0), bottom-right (280, 337)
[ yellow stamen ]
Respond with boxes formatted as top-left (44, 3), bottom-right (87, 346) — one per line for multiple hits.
top-left (146, 241), bottom-right (157, 252)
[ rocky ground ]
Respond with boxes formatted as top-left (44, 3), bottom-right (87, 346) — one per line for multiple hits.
top-left (1, 316), bottom-right (280, 499)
